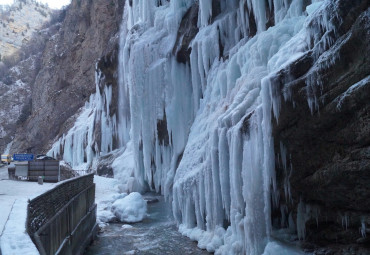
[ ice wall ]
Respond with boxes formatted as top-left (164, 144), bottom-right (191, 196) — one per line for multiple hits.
top-left (48, 0), bottom-right (330, 253)
top-left (172, 7), bottom-right (313, 254)
top-left (115, 0), bottom-right (320, 253)
top-left (48, 67), bottom-right (119, 170)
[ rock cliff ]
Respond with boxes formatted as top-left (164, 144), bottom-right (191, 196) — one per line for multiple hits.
top-left (11, 0), bottom-right (124, 153)
top-left (0, 0), bottom-right (52, 60)
top-left (271, 0), bottom-right (370, 253)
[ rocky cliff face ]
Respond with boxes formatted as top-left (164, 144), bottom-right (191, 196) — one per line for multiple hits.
top-left (0, 0), bottom-right (55, 153)
top-left (0, 55), bottom-right (37, 152)
top-left (271, 0), bottom-right (370, 253)
top-left (11, 0), bottom-right (124, 153)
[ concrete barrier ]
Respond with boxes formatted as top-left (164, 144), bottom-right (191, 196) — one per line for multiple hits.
top-left (27, 174), bottom-right (97, 255)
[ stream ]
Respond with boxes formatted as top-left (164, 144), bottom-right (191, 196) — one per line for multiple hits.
top-left (85, 194), bottom-right (210, 255)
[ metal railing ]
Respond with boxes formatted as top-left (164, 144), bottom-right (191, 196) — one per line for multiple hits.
top-left (27, 174), bottom-right (97, 255)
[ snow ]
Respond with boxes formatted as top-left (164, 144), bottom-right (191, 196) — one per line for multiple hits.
top-left (121, 224), bottom-right (133, 229)
top-left (94, 176), bottom-right (148, 227)
top-left (179, 224), bottom-right (225, 253)
top-left (0, 199), bottom-right (39, 255)
top-left (112, 192), bottom-right (147, 223)
top-left (2, 141), bottom-right (12, 155)
top-left (262, 241), bottom-right (305, 255)
top-left (94, 175), bottom-right (122, 227)
top-left (336, 75), bottom-right (370, 111)
top-left (111, 143), bottom-right (144, 193)
top-left (0, 166), bottom-right (56, 255)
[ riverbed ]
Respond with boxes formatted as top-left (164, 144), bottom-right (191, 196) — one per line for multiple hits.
top-left (85, 194), bottom-right (210, 255)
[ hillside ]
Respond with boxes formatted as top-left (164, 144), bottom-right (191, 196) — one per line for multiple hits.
top-left (0, 1), bottom-right (61, 154)
top-left (0, 0), bottom-right (52, 62)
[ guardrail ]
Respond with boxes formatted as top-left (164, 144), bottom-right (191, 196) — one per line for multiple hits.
top-left (27, 174), bottom-right (97, 255)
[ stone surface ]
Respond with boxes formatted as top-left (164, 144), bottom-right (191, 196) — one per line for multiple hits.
top-left (271, 0), bottom-right (370, 252)
top-left (0, 0), bottom-right (52, 60)
top-left (11, 0), bottom-right (124, 154)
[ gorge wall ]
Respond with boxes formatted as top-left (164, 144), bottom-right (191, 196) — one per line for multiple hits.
top-left (5, 0), bottom-right (370, 254)
top-left (11, 0), bottom-right (124, 154)
top-left (272, 1), bottom-right (370, 253)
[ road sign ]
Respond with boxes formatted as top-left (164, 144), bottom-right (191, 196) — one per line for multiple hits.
top-left (13, 154), bottom-right (34, 161)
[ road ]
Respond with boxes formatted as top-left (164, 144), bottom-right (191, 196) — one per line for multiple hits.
top-left (0, 165), bottom-right (8, 181)
top-left (0, 164), bottom-right (56, 254)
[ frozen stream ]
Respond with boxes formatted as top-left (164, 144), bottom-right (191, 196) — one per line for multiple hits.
top-left (85, 194), bottom-right (210, 255)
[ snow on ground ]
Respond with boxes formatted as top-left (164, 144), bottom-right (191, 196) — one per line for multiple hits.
top-left (1, 199), bottom-right (39, 255)
top-left (262, 241), bottom-right (305, 255)
top-left (94, 175), bottom-right (122, 227)
top-left (94, 176), bottom-right (147, 227)
top-left (111, 192), bottom-right (147, 223)
top-left (0, 165), bottom-right (56, 255)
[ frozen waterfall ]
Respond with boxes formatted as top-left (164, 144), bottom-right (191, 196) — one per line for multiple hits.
top-left (48, 0), bottom-right (330, 254)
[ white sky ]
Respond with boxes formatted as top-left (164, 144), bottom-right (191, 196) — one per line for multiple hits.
top-left (0, 0), bottom-right (71, 9)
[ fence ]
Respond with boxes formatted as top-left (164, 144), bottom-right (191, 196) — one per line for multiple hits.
top-left (27, 174), bottom-right (97, 255)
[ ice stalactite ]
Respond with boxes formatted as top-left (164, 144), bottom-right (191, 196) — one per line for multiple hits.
top-left (115, 0), bottom-right (196, 194)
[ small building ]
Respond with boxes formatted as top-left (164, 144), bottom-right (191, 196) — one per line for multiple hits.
top-left (10, 160), bottom-right (60, 182)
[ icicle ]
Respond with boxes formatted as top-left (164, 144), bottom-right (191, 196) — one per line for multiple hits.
top-left (296, 199), bottom-right (307, 240)
top-left (341, 213), bottom-right (349, 230)
top-left (360, 218), bottom-right (367, 238)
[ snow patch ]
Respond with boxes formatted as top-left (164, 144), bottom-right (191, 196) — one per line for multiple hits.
top-left (112, 192), bottom-right (147, 223)
top-left (262, 241), bottom-right (305, 255)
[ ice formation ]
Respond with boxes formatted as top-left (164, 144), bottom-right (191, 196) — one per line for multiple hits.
top-left (46, 0), bottom-right (347, 253)
top-left (112, 192), bottom-right (147, 223)
top-left (48, 67), bottom-right (119, 170)
top-left (360, 218), bottom-right (367, 238)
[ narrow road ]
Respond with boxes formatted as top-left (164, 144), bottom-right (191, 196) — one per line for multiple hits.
top-left (85, 194), bottom-right (210, 255)
top-left (0, 165), bottom-right (8, 181)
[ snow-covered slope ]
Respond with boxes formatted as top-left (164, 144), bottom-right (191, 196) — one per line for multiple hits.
top-left (0, 0), bottom-right (52, 59)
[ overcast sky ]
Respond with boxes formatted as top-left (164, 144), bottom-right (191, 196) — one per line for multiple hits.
top-left (0, 0), bottom-right (71, 9)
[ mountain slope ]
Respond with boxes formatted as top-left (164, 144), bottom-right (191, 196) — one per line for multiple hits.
top-left (10, 0), bottom-right (124, 153)
top-left (0, 0), bottom-right (52, 61)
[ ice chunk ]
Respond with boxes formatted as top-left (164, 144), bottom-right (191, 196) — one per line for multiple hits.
top-left (262, 241), bottom-right (305, 255)
top-left (112, 192), bottom-right (147, 223)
